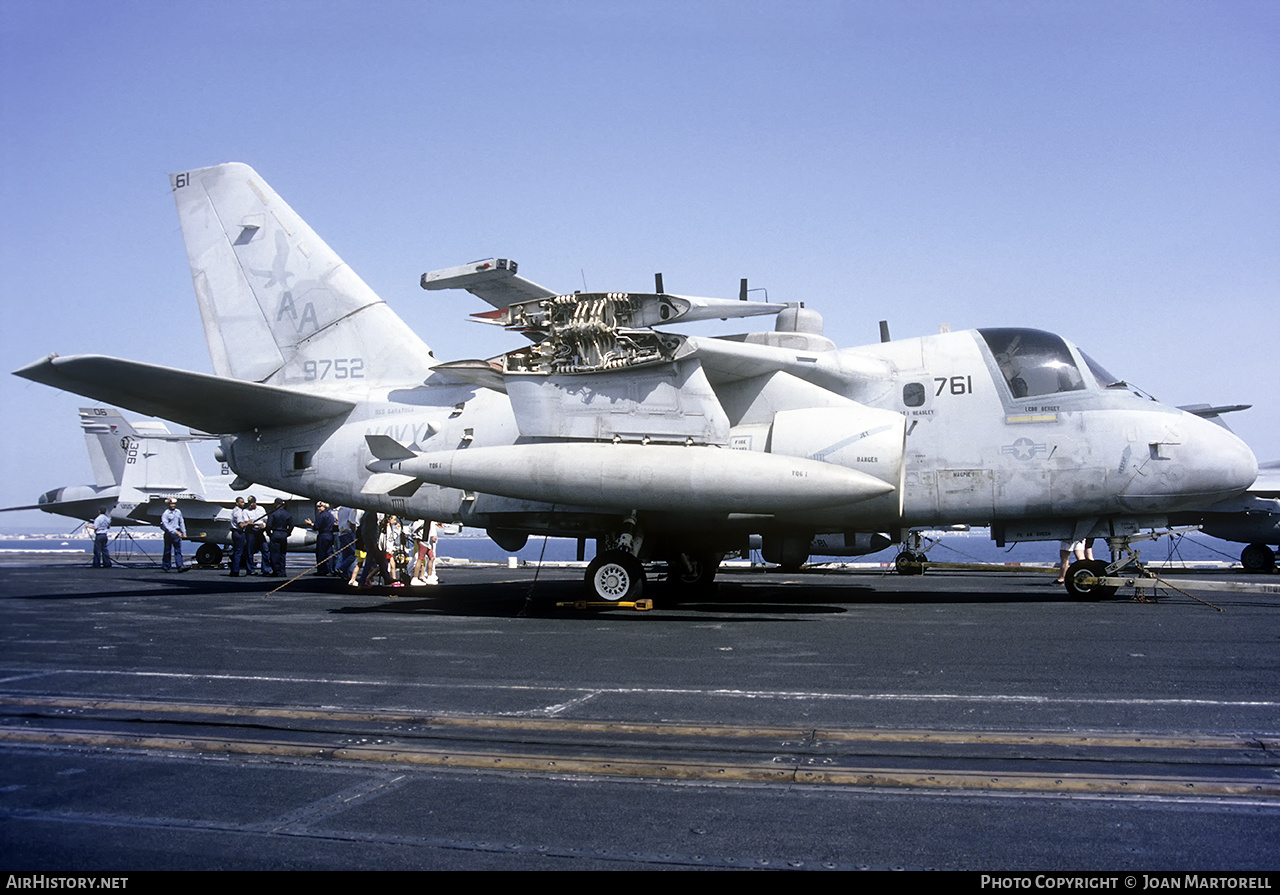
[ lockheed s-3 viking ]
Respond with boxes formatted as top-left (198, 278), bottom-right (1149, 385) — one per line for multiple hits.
top-left (16, 163), bottom-right (1257, 601)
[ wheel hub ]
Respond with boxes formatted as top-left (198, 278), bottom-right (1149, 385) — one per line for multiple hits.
top-left (595, 564), bottom-right (630, 599)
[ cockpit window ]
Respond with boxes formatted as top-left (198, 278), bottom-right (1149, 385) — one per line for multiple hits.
top-left (978, 328), bottom-right (1086, 399)
top-left (1081, 352), bottom-right (1121, 389)
top-left (1081, 351), bottom-right (1158, 401)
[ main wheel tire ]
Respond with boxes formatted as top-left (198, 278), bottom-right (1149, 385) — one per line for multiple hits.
top-left (586, 550), bottom-right (644, 602)
top-left (666, 552), bottom-right (719, 591)
top-left (195, 543), bottom-right (224, 567)
top-left (894, 551), bottom-right (925, 576)
top-left (1063, 559), bottom-right (1117, 600)
top-left (1240, 543), bottom-right (1276, 573)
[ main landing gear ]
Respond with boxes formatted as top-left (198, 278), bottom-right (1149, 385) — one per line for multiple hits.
top-left (583, 549), bottom-right (722, 603)
top-left (586, 550), bottom-right (644, 601)
top-left (584, 512), bottom-right (646, 602)
top-left (664, 551), bottom-right (720, 593)
top-left (1241, 543), bottom-right (1277, 573)
top-left (581, 513), bottom-right (722, 603)
top-left (195, 543), bottom-right (224, 567)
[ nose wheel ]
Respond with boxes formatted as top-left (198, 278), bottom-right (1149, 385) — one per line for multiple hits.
top-left (1063, 559), bottom-right (1118, 600)
top-left (894, 550), bottom-right (926, 575)
top-left (894, 530), bottom-right (929, 575)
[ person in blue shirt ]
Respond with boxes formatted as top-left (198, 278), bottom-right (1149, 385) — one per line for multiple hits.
top-left (160, 498), bottom-right (187, 572)
top-left (265, 498), bottom-right (294, 577)
top-left (91, 508), bottom-right (112, 569)
top-left (304, 501), bottom-right (337, 575)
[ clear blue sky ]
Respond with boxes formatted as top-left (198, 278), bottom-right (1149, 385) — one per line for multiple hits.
top-left (2, 0), bottom-right (1277, 531)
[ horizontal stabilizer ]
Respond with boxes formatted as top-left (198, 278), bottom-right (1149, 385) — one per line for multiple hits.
top-left (429, 359), bottom-right (508, 393)
top-left (2, 483), bottom-right (123, 523)
top-left (365, 434), bottom-right (418, 461)
top-left (361, 472), bottom-right (421, 495)
top-left (15, 354), bottom-right (355, 434)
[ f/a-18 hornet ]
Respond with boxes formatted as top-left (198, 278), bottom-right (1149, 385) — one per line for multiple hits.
top-left (16, 164), bottom-right (1257, 600)
top-left (1, 406), bottom-right (313, 566)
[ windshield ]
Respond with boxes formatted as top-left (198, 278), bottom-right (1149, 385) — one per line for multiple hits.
top-left (1082, 352), bottom-right (1121, 388)
top-left (1081, 350), bottom-right (1158, 400)
top-left (978, 328), bottom-right (1086, 399)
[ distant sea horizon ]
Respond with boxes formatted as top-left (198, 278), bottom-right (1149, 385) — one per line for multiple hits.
top-left (0, 527), bottom-right (1247, 567)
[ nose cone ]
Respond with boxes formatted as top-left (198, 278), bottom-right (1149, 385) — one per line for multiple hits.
top-left (1181, 414), bottom-right (1259, 504)
top-left (1119, 411), bottom-right (1258, 513)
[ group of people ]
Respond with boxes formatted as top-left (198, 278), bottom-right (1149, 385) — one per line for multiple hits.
top-left (327, 507), bottom-right (439, 588)
top-left (276, 500), bottom-right (440, 587)
top-left (87, 497), bottom-right (441, 584)
top-left (89, 498), bottom-right (189, 571)
top-left (227, 495), bottom-right (296, 577)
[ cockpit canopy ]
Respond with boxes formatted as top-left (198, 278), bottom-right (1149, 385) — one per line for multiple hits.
top-left (978, 328), bottom-right (1137, 400)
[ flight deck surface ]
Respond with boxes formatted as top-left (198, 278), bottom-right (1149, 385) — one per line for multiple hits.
top-left (1, 559), bottom-right (1277, 870)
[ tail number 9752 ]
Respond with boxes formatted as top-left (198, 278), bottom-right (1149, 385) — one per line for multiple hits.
top-left (302, 358), bottom-right (364, 381)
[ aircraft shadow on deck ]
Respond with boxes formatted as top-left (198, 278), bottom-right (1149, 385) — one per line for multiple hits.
top-left (325, 573), bottom-right (1068, 619)
top-left (0, 567), bottom-right (1111, 610)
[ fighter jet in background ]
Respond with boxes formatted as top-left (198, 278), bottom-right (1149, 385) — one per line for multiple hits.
top-left (1163, 405), bottom-right (1279, 572)
top-left (2, 407), bottom-right (165, 529)
top-left (1188, 460), bottom-right (1280, 571)
top-left (4, 407), bottom-right (313, 566)
top-left (16, 163), bottom-right (1258, 599)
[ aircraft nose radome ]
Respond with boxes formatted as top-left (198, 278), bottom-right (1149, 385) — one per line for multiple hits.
top-left (1116, 411), bottom-right (1257, 515)
top-left (1184, 413), bottom-right (1258, 502)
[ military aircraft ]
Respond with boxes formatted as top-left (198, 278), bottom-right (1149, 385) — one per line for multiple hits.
top-left (15, 163), bottom-right (1258, 600)
top-left (4, 406), bottom-right (314, 566)
top-left (1171, 406), bottom-right (1278, 571)
top-left (1, 407), bottom-right (165, 529)
top-left (1189, 460), bottom-right (1280, 571)
top-left (1152, 405), bottom-right (1279, 573)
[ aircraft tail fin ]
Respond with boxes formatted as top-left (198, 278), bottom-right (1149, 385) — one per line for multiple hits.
top-left (171, 163), bottom-right (435, 387)
top-left (118, 431), bottom-right (207, 503)
top-left (78, 407), bottom-right (170, 489)
top-left (80, 407), bottom-right (137, 488)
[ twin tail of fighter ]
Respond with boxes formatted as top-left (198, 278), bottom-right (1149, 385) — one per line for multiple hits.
top-left (0, 406), bottom-right (314, 566)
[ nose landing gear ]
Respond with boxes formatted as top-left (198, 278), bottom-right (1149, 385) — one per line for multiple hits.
top-left (1063, 559), bottom-right (1118, 600)
top-left (894, 530), bottom-right (928, 575)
